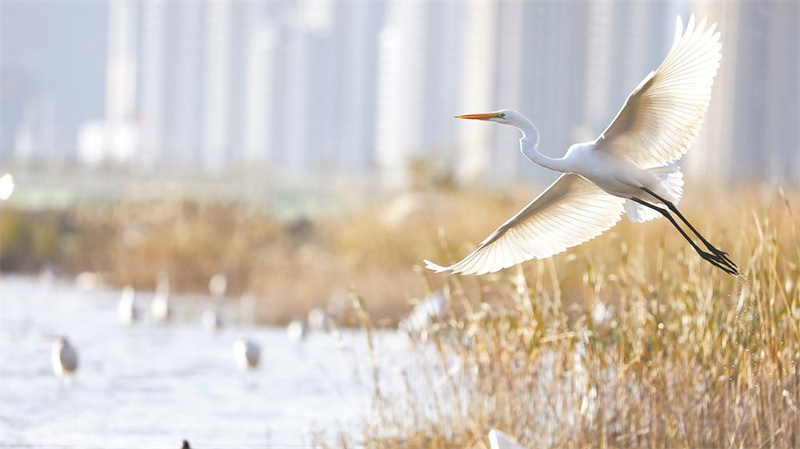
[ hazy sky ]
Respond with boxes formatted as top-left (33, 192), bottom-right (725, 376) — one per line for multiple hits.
top-left (1, 1), bottom-right (107, 151)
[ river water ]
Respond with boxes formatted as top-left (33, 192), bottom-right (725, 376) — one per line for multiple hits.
top-left (0, 276), bottom-right (408, 448)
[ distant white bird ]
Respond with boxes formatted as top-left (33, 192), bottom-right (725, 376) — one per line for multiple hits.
top-left (232, 338), bottom-right (260, 370)
top-left (151, 272), bottom-right (172, 322)
top-left (151, 292), bottom-right (172, 322)
top-left (398, 290), bottom-right (448, 337)
top-left (209, 273), bottom-right (227, 297)
top-left (287, 320), bottom-right (309, 341)
top-left (202, 307), bottom-right (223, 331)
top-left (488, 429), bottom-right (529, 449)
top-left (118, 285), bottom-right (140, 324)
top-left (308, 308), bottom-right (333, 332)
top-left (51, 336), bottom-right (78, 376)
top-left (0, 173), bottom-right (14, 201)
top-left (425, 16), bottom-right (737, 276)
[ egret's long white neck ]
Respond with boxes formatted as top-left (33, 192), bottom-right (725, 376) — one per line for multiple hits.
top-left (515, 117), bottom-right (570, 173)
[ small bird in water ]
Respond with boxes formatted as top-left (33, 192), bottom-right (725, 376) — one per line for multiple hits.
top-left (118, 285), bottom-right (140, 325)
top-left (209, 273), bottom-right (228, 297)
top-left (51, 336), bottom-right (78, 377)
top-left (151, 271), bottom-right (172, 322)
top-left (287, 320), bottom-right (309, 341)
top-left (308, 308), bottom-right (333, 332)
top-left (202, 307), bottom-right (223, 331)
top-left (232, 338), bottom-right (260, 370)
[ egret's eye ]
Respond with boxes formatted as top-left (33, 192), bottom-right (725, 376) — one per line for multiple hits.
top-left (499, 113), bottom-right (506, 119)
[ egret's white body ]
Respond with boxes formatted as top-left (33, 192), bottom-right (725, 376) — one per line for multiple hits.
top-left (307, 308), bottom-right (333, 332)
top-left (202, 307), bottom-right (223, 330)
top-left (426, 16), bottom-right (737, 277)
top-left (233, 338), bottom-right (260, 370)
top-left (118, 285), bottom-right (140, 324)
top-left (51, 336), bottom-right (78, 376)
top-left (287, 320), bottom-right (309, 341)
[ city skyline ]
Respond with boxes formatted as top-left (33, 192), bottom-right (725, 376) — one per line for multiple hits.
top-left (1, 0), bottom-right (797, 187)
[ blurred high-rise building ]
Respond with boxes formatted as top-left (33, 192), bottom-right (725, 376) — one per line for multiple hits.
top-left (4, 1), bottom-right (796, 187)
top-left (376, 1), bottom-right (462, 187)
top-left (690, 0), bottom-right (799, 185)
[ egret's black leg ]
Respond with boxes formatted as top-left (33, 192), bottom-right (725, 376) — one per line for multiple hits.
top-left (641, 187), bottom-right (737, 272)
top-left (630, 197), bottom-right (738, 275)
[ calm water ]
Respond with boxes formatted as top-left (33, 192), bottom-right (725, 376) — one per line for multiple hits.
top-left (0, 276), bottom-right (407, 448)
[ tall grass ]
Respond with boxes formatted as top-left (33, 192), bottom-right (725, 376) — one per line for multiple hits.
top-left (360, 189), bottom-right (799, 448)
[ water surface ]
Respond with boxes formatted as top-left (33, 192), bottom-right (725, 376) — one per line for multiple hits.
top-left (0, 276), bottom-right (406, 448)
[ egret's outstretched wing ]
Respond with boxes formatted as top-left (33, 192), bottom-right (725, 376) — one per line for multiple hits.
top-left (424, 174), bottom-right (626, 276)
top-left (595, 15), bottom-right (721, 169)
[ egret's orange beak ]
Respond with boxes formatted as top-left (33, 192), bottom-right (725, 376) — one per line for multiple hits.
top-left (455, 112), bottom-right (502, 120)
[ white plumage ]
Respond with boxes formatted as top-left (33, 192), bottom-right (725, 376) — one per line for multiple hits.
top-left (287, 320), bottom-right (309, 341)
top-left (151, 292), bottom-right (172, 322)
top-left (202, 307), bottom-right (223, 331)
top-left (51, 336), bottom-right (78, 376)
top-left (232, 338), bottom-right (260, 370)
top-left (596, 16), bottom-right (721, 169)
top-left (118, 285), bottom-right (139, 324)
top-left (426, 175), bottom-right (626, 275)
top-left (307, 308), bottom-right (333, 332)
top-left (426, 15), bottom-right (737, 277)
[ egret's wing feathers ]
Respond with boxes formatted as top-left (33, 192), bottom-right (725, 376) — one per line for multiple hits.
top-left (425, 174), bottom-right (626, 276)
top-left (596, 15), bottom-right (721, 168)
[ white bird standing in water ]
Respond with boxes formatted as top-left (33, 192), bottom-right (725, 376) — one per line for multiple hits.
top-left (232, 338), bottom-right (260, 370)
top-left (118, 285), bottom-right (139, 324)
top-left (203, 274), bottom-right (226, 330)
top-left (307, 308), bottom-right (333, 332)
top-left (151, 271), bottom-right (172, 322)
top-left (202, 307), bottom-right (223, 331)
top-left (425, 16), bottom-right (737, 277)
top-left (51, 336), bottom-right (78, 377)
top-left (287, 320), bottom-right (309, 341)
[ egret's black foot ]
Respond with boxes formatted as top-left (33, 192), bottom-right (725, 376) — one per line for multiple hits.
top-left (697, 249), bottom-right (738, 276)
top-left (702, 243), bottom-right (738, 273)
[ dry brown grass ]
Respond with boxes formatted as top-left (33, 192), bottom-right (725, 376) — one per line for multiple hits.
top-left (355, 188), bottom-right (799, 448)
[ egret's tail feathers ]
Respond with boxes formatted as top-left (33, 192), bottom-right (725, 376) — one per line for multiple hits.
top-left (627, 164), bottom-right (684, 223)
top-left (650, 164), bottom-right (684, 204)
top-left (423, 259), bottom-right (449, 273)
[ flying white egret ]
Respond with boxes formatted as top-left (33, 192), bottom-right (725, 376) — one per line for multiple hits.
top-left (51, 336), bottom-right (78, 376)
top-left (232, 338), bottom-right (260, 370)
top-left (425, 15), bottom-right (737, 276)
top-left (118, 285), bottom-right (140, 324)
